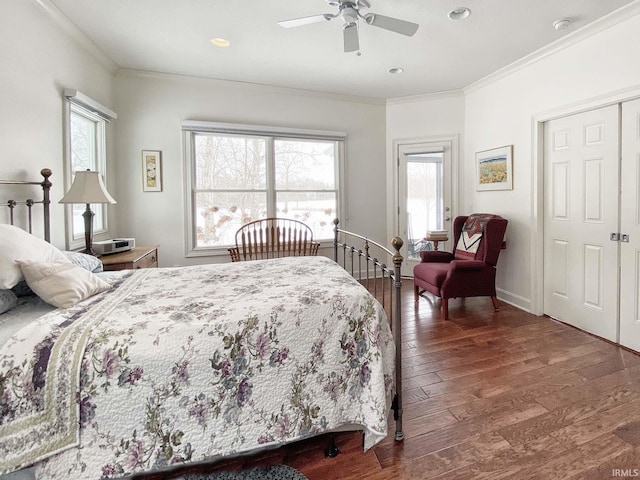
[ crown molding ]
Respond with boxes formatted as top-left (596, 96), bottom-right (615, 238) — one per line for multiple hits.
top-left (116, 68), bottom-right (387, 106)
top-left (33, 0), bottom-right (118, 74)
top-left (464, 0), bottom-right (640, 95)
top-left (386, 89), bottom-right (464, 106)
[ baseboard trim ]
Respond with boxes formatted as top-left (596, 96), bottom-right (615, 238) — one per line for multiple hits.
top-left (496, 288), bottom-right (532, 314)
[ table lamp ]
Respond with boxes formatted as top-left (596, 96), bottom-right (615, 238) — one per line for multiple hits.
top-left (59, 170), bottom-right (116, 256)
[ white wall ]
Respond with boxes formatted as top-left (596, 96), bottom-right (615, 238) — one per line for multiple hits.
top-left (385, 92), bottom-right (465, 248)
top-left (8, 0), bottom-right (640, 304)
top-left (464, 10), bottom-right (640, 312)
top-left (0, 0), bottom-right (115, 248)
top-left (113, 71), bottom-right (387, 266)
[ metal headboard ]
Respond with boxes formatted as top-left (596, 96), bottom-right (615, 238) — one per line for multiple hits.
top-left (0, 168), bottom-right (52, 242)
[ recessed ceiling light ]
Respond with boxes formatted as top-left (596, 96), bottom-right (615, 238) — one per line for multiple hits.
top-left (210, 37), bottom-right (230, 47)
top-left (448, 7), bottom-right (471, 20)
top-left (553, 19), bottom-right (571, 31)
top-left (389, 67), bottom-right (404, 74)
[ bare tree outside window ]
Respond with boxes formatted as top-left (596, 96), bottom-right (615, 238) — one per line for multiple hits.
top-left (275, 139), bottom-right (337, 240)
top-left (194, 134), bottom-right (267, 246)
top-left (185, 122), bottom-right (344, 254)
top-left (191, 132), bottom-right (340, 249)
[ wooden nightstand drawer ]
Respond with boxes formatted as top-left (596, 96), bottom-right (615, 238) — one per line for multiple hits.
top-left (134, 249), bottom-right (158, 269)
top-left (101, 246), bottom-right (159, 271)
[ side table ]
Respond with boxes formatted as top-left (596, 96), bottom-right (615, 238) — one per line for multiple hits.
top-left (100, 246), bottom-right (158, 271)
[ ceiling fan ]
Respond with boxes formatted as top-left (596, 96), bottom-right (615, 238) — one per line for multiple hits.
top-left (278, 0), bottom-right (419, 53)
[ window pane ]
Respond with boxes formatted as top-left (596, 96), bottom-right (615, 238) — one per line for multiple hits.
top-left (406, 154), bottom-right (443, 259)
top-left (69, 108), bottom-right (104, 236)
top-left (195, 134), bottom-right (266, 190)
top-left (276, 191), bottom-right (336, 240)
top-left (274, 140), bottom-right (335, 190)
top-left (195, 192), bottom-right (267, 247)
top-left (70, 111), bottom-right (97, 171)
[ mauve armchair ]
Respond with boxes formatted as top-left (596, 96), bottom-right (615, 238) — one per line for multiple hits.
top-left (413, 214), bottom-right (508, 320)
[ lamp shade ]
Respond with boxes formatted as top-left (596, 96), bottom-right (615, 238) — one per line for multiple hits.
top-left (59, 171), bottom-right (116, 204)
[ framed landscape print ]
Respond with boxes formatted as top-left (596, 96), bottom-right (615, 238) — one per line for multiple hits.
top-left (476, 145), bottom-right (513, 191)
top-left (142, 150), bottom-right (162, 192)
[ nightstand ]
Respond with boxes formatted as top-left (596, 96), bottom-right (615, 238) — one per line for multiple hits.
top-left (100, 246), bottom-right (158, 271)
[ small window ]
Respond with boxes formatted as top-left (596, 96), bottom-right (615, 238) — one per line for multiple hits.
top-left (183, 122), bottom-right (345, 256)
top-left (63, 91), bottom-right (116, 250)
top-left (69, 105), bottom-right (107, 238)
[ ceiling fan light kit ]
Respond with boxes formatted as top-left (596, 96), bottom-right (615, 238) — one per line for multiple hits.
top-left (278, 0), bottom-right (419, 53)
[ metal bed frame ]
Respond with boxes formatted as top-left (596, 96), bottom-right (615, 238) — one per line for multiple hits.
top-left (0, 168), bottom-right (52, 242)
top-left (333, 218), bottom-right (404, 442)
top-left (0, 172), bottom-right (405, 468)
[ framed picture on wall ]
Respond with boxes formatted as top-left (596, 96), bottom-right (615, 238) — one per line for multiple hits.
top-left (142, 150), bottom-right (162, 192)
top-left (476, 145), bottom-right (513, 191)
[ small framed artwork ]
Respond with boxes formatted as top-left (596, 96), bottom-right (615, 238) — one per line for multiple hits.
top-left (476, 145), bottom-right (513, 191)
top-left (142, 150), bottom-right (162, 192)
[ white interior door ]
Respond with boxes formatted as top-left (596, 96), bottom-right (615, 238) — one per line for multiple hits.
top-left (543, 105), bottom-right (620, 342)
top-left (620, 98), bottom-right (640, 352)
top-left (398, 141), bottom-right (452, 276)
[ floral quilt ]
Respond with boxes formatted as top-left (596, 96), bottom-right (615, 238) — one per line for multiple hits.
top-left (0, 256), bottom-right (395, 479)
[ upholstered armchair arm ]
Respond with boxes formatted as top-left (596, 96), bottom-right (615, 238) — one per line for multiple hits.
top-left (440, 259), bottom-right (497, 301)
top-left (449, 259), bottom-right (487, 272)
top-left (419, 250), bottom-right (454, 263)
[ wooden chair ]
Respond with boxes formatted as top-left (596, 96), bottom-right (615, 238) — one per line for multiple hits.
top-left (228, 218), bottom-right (320, 262)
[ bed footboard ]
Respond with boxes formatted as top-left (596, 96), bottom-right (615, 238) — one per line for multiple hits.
top-left (332, 218), bottom-right (404, 442)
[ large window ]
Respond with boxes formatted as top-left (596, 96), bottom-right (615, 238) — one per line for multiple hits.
top-left (64, 90), bottom-right (117, 249)
top-left (184, 122), bottom-right (345, 256)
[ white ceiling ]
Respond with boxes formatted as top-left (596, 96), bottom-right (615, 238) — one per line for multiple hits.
top-left (48, 0), bottom-right (638, 99)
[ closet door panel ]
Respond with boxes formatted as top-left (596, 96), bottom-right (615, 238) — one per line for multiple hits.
top-left (620, 98), bottom-right (640, 353)
top-left (543, 105), bottom-right (619, 342)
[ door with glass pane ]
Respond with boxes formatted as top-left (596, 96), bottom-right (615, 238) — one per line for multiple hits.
top-left (398, 142), bottom-right (452, 276)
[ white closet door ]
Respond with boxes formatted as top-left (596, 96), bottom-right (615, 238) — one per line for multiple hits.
top-left (620, 98), bottom-right (640, 352)
top-left (543, 105), bottom-right (620, 342)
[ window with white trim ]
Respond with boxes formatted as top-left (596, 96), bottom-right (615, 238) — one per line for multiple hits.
top-left (64, 90), bottom-right (116, 249)
top-left (183, 121), bottom-right (345, 256)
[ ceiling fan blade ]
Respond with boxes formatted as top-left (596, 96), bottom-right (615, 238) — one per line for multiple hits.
top-left (278, 14), bottom-right (333, 28)
top-left (356, 0), bottom-right (371, 8)
top-left (364, 13), bottom-right (419, 36)
top-left (343, 23), bottom-right (359, 53)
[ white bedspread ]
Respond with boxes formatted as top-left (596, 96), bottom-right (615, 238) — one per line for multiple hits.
top-left (0, 256), bottom-right (394, 479)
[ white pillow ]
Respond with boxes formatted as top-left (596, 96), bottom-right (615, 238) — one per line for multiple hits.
top-left (0, 224), bottom-right (70, 289)
top-left (17, 260), bottom-right (110, 309)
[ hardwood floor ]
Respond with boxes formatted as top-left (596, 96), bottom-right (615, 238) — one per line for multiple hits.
top-left (165, 285), bottom-right (640, 479)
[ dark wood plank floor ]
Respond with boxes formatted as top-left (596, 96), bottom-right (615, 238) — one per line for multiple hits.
top-left (161, 285), bottom-right (640, 479)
